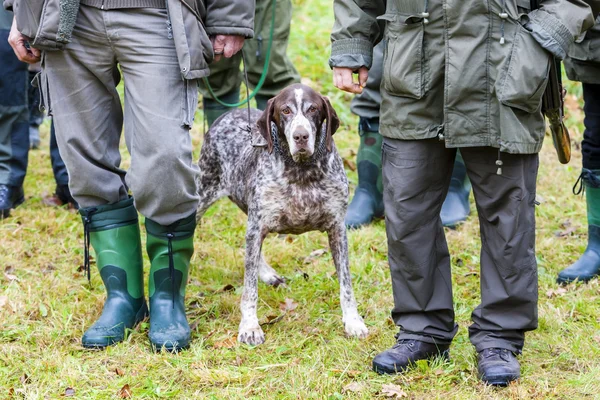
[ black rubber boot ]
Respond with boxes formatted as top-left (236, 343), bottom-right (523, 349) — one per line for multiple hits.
top-left (146, 213), bottom-right (196, 352)
top-left (345, 118), bottom-right (384, 229)
top-left (203, 89), bottom-right (240, 127)
top-left (558, 169), bottom-right (600, 284)
top-left (372, 337), bottom-right (450, 375)
top-left (0, 185), bottom-right (25, 218)
top-left (80, 198), bottom-right (148, 348)
top-left (477, 348), bottom-right (520, 386)
top-left (440, 152), bottom-right (471, 228)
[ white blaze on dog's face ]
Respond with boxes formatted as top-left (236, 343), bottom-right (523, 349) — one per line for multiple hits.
top-left (278, 87), bottom-right (321, 162)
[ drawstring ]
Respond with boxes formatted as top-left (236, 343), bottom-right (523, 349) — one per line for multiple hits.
top-left (573, 169), bottom-right (600, 195)
top-left (499, 0), bottom-right (508, 44)
top-left (82, 208), bottom-right (97, 283)
top-left (167, 233), bottom-right (175, 308)
top-left (496, 149), bottom-right (504, 176)
top-left (422, 0), bottom-right (430, 24)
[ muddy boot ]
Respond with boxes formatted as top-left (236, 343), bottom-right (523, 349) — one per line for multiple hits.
top-left (203, 89), bottom-right (240, 127)
top-left (345, 117), bottom-right (384, 229)
top-left (146, 213), bottom-right (196, 352)
top-left (558, 169), bottom-right (600, 284)
top-left (80, 198), bottom-right (148, 348)
top-left (441, 152), bottom-right (471, 228)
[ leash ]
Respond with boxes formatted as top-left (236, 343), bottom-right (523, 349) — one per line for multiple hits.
top-left (201, 0), bottom-right (277, 107)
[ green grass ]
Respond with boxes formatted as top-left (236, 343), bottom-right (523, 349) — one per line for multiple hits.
top-left (2, 1), bottom-right (600, 398)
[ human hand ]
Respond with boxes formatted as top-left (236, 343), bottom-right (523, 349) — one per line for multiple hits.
top-left (333, 66), bottom-right (368, 94)
top-left (211, 35), bottom-right (245, 62)
top-left (8, 18), bottom-right (41, 64)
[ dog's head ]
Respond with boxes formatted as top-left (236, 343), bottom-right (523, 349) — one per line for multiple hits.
top-left (256, 84), bottom-right (340, 162)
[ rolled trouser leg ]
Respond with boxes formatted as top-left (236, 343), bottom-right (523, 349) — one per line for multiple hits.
top-left (345, 117), bottom-right (384, 229)
top-left (440, 151), bottom-right (471, 228)
top-left (80, 198), bottom-right (148, 348)
top-left (463, 147), bottom-right (539, 354)
top-left (558, 83), bottom-right (600, 283)
top-left (383, 137), bottom-right (458, 345)
top-left (146, 213), bottom-right (196, 351)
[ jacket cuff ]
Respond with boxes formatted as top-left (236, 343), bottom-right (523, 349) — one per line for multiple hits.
top-left (526, 9), bottom-right (574, 60)
top-left (4, 0), bottom-right (14, 11)
top-left (329, 38), bottom-right (373, 69)
top-left (204, 26), bottom-right (254, 39)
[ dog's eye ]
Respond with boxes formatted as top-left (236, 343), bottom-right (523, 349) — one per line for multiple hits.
top-left (308, 106), bottom-right (317, 113)
top-left (282, 108), bottom-right (292, 115)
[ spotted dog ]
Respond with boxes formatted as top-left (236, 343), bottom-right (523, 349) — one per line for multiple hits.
top-left (196, 84), bottom-right (369, 345)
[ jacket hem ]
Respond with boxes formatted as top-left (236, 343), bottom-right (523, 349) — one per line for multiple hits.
top-left (205, 26), bottom-right (254, 38)
top-left (330, 38), bottom-right (373, 68)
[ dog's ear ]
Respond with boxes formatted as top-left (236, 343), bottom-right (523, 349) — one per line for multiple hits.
top-left (321, 96), bottom-right (340, 152)
top-left (256, 98), bottom-right (276, 153)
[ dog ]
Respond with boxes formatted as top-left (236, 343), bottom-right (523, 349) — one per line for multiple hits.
top-left (196, 84), bottom-right (368, 345)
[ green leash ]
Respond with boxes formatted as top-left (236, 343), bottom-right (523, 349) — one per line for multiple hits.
top-left (202, 0), bottom-right (277, 107)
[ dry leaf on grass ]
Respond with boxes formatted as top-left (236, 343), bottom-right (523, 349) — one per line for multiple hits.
top-left (64, 387), bottom-right (75, 397)
top-left (262, 314), bottom-right (284, 325)
top-left (303, 248), bottom-right (328, 264)
top-left (546, 287), bottom-right (568, 298)
top-left (381, 384), bottom-right (407, 398)
top-left (213, 336), bottom-right (236, 349)
top-left (115, 368), bottom-right (125, 376)
top-left (279, 298), bottom-right (298, 312)
top-left (343, 158), bottom-right (357, 171)
top-left (219, 284), bottom-right (235, 293)
top-left (0, 296), bottom-right (8, 309)
top-left (118, 384), bottom-right (132, 399)
top-left (4, 273), bottom-right (18, 281)
top-left (343, 382), bottom-right (365, 393)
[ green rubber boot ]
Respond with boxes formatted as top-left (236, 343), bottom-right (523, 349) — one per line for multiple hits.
top-left (146, 213), bottom-right (196, 351)
top-left (80, 198), bottom-right (148, 349)
top-left (440, 152), bottom-right (471, 228)
top-left (558, 169), bottom-right (600, 284)
top-left (203, 89), bottom-right (240, 127)
top-left (345, 117), bottom-right (384, 229)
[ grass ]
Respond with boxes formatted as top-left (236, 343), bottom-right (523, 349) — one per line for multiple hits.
top-left (2, 1), bottom-right (600, 398)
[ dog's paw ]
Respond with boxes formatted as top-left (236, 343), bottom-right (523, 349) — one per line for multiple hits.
top-left (238, 324), bottom-right (266, 346)
top-left (344, 315), bottom-right (369, 339)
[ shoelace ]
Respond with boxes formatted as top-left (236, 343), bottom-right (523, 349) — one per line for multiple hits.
top-left (82, 208), bottom-right (98, 283)
top-left (483, 348), bottom-right (512, 362)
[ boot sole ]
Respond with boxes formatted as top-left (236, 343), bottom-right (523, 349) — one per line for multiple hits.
top-left (82, 302), bottom-right (149, 350)
top-left (480, 373), bottom-right (519, 387)
top-left (372, 350), bottom-right (450, 375)
top-left (557, 274), bottom-right (599, 285)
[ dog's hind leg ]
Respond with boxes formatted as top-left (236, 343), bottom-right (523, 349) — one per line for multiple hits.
top-left (259, 254), bottom-right (286, 287)
top-left (328, 222), bottom-right (369, 339)
top-left (196, 156), bottom-right (226, 224)
top-left (238, 215), bottom-right (267, 346)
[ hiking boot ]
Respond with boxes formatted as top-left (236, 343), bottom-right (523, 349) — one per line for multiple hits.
top-left (441, 152), bottom-right (471, 228)
top-left (372, 338), bottom-right (450, 374)
top-left (558, 169), bottom-right (600, 284)
top-left (146, 213), bottom-right (196, 352)
top-left (0, 185), bottom-right (25, 218)
top-left (80, 198), bottom-right (148, 348)
top-left (477, 348), bottom-right (520, 386)
top-left (345, 118), bottom-right (384, 229)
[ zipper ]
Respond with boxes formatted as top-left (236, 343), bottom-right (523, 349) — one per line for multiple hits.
top-left (101, 0), bottom-right (105, 9)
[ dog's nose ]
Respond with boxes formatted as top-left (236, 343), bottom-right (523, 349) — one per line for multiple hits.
top-left (293, 128), bottom-right (309, 143)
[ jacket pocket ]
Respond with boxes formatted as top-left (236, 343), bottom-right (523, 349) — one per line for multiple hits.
top-left (498, 26), bottom-right (551, 113)
top-left (379, 14), bottom-right (427, 99)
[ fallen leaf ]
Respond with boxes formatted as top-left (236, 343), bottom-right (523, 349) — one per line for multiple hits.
top-left (115, 368), bottom-right (125, 376)
top-left (117, 384), bottom-right (132, 399)
top-left (381, 384), bottom-right (407, 398)
top-left (0, 296), bottom-right (7, 309)
top-left (279, 298), bottom-right (298, 312)
top-left (262, 314), bottom-right (284, 325)
top-left (213, 336), bottom-right (236, 349)
top-left (343, 382), bottom-right (365, 393)
top-left (42, 194), bottom-right (65, 207)
top-left (234, 355), bottom-right (243, 366)
top-left (19, 373), bottom-right (30, 385)
top-left (5, 266), bottom-right (14, 274)
top-left (343, 158), bottom-right (357, 171)
top-left (434, 368), bottom-right (444, 375)
top-left (303, 248), bottom-right (328, 264)
top-left (546, 287), bottom-right (568, 298)
top-left (554, 226), bottom-right (577, 237)
top-left (64, 387), bottom-right (75, 397)
top-left (219, 284), bottom-right (235, 293)
top-left (4, 273), bottom-right (18, 281)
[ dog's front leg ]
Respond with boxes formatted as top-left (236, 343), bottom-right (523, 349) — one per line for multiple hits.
top-left (238, 216), bottom-right (267, 345)
top-left (328, 222), bottom-right (368, 338)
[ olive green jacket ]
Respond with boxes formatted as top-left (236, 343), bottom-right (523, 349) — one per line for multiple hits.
top-left (330, 0), bottom-right (598, 154)
top-left (565, 18), bottom-right (600, 83)
top-left (3, 0), bottom-right (255, 80)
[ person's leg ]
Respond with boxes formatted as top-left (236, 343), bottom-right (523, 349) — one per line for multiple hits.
top-left (244, 0), bottom-right (300, 109)
top-left (440, 150), bottom-right (471, 228)
top-left (0, 28), bottom-right (29, 217)
top-left (113, 7), bottom-right (199, 350)
top-left (558, 83), bottom-right (600, 283)
top-left (199, 51), bottom-right (242, 127)
top-left (372, 137), bottom-right (457, 374)
top-left (44, 5), bottom-right (145, 347)
top-left (462, 147), bottom-right (539, 386)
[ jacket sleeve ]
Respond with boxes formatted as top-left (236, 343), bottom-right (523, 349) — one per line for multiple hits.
top-left (204, 0), bottom-right (255, 38)
top-left (4, 0), bottom-right (14, 11)
top-left (525, 0), bottom-right (600, 59)
top-left (329, 0), bottom-right (386, 70)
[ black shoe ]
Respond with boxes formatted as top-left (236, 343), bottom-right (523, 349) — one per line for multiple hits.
top-left (0, 185), bottom-right (25, 218)
top-left (477, 348), bottom-right (520, 386)
top-left (372, 339), bottom-right (450, 375)
top-left (55, 184), bottom-right (79, 209)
